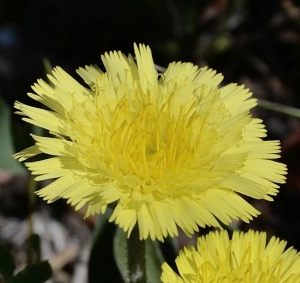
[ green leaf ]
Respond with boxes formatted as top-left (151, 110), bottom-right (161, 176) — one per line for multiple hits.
top-left (0, 242), bottom-right (15, 281)
top-left (0, 98), bottom-right (26, 174)
top-left (145, 238), bottom-right (165, 283)
top-left (114, 228), bottom-right (164, 283)
top-left (11, 261), bottom-right (52, 283)
top-left (113, 227), bottom-right (128, 282)
top-left (88, 210), bottom-right (124, 283)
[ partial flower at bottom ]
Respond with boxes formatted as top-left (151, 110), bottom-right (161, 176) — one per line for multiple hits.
top-left (14, 43), bottom-right (286, 241)
top-left (161, 230), bottom-right (300, 283)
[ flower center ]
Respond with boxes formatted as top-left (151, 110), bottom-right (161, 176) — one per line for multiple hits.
top-left (67, 86), bottom-right (207, 193)
top-left (99, 93), bottom-right (201, 183)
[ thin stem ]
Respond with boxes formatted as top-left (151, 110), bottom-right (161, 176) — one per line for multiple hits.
top-left (27, 176), bottom-right (36, 237)
top-left (127, 225), bottom-right (147, 283)
top-left (27, 175), bottom-right (37, 263)
top-left (257, 98), bottom-right (300, 118)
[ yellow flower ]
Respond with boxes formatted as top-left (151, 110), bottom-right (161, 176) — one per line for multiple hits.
top-left (14, 43), bottom-right (286, 241)
top-left (161, 230), bottom-right (300, 283)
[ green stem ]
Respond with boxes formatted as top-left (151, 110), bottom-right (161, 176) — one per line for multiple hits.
top-left (27, 176), bottom-right (37, 263)
top-left (127, 225), bottom-right (147, 283)
top-left (27, 176), bottom-right (36, 237)
top-left (257, 98), bottom-right (300, 118)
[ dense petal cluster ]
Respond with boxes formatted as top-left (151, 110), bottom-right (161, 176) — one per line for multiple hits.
top-left (161, 230), bottom-right (300, 283)
top-left (14, 43), bottom-right (286, 241)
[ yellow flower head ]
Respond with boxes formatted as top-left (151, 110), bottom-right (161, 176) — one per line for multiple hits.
top-left (161, 230), bottom-right (300, 283)
top-left (14, 44), bottom-right (286, 241)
